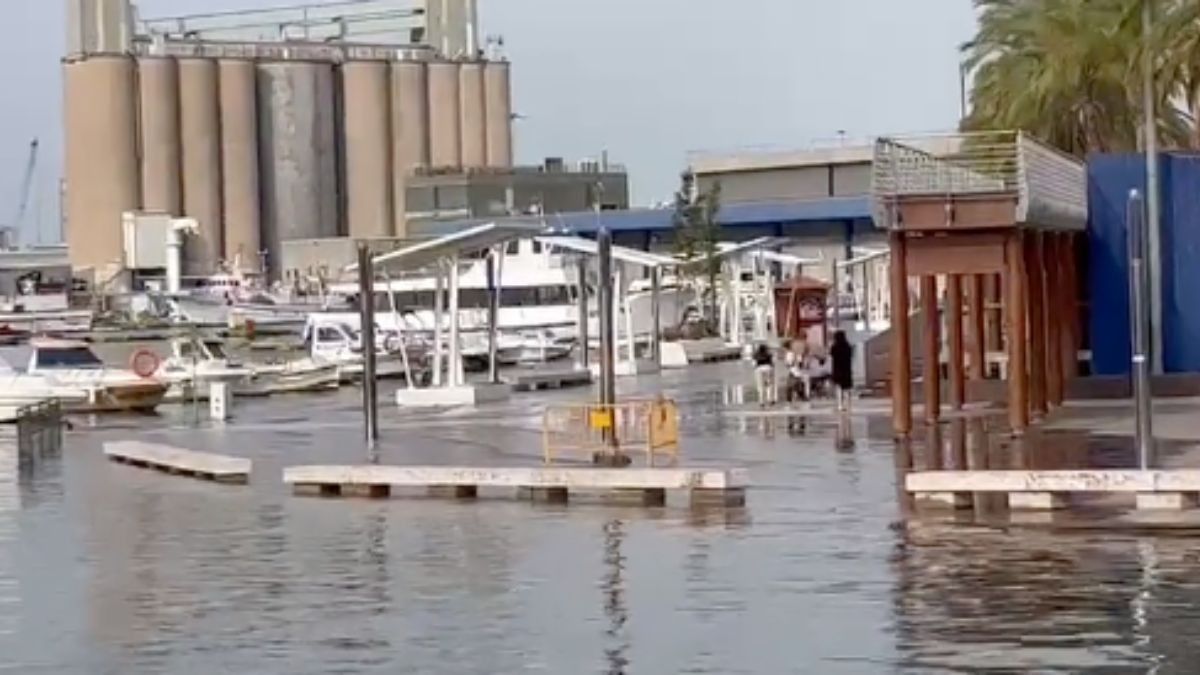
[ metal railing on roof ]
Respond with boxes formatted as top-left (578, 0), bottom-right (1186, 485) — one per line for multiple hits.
top-left (871, 131), bottom-right (1087, 230)
top-left (137, 0), bottom-right (424, 46)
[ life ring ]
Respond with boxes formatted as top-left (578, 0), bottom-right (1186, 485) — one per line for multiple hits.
top-left (130, 349), bottom-right (161, 379)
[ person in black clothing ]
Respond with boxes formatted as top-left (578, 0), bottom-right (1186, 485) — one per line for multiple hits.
top-left (830, 330), bottom-right (853, 412)
top-left (752, 343), bottom-right (776, 407)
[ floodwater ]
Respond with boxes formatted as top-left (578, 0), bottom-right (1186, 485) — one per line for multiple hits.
top-left (2, 363), bottom-right (1200, 673)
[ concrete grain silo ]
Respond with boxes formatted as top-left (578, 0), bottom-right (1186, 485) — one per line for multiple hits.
top-left (136, 57), bottom-right (181, 216)
top-left (483, 60), bottom-right (513, 168)
top-left (390, 60), bottom-right (430, 236)
top-left (63, 1), bottom-right (517, 279)
top-left (178, 58), bottom-right (224, 274)
top-left (342, 61), bottom-right (394, 239)
top-left (63, 56), bottom-right (140, 275)
top-left (427, 61), bottom-right (462, 169)
top-left (458, 61), bottom-right (487, 168)
top-left (257, 61), bottom-right (340, 276)
top-left (218, 59), bottom-right (262, 271)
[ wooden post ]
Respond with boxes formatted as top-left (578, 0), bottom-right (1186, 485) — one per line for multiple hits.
top-left (1061, 232), bottom-right (1079, 380)
top-left (1006, 232), bottom-right (1029, 434)
top-left (1044, 235), bottom-right (1063, 407)
top-left (986, 273), bottom-right (1003, 355)
top-left (890, 232), bottom-right (912, 438)
top-left (921, 275), bottom-right (941, 423)
top-left (1025, 232), bottom-right (1048, 417)
top-left (947, 275), bottom-right (966, 409)
top-left (968, 274), bottom-right (986, 381)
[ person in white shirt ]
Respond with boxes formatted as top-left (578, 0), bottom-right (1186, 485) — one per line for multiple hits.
top-left (784, 338), bottom-right (811, 402)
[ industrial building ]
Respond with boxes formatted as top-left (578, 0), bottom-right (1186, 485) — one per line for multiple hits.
top-left (406, 159), bottom-right (629, 227)
top-left (63, 0), bottom-right (512, 282)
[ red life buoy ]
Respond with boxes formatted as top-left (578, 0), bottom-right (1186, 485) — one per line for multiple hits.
top-left (130, 349), bottom-right (161, 379)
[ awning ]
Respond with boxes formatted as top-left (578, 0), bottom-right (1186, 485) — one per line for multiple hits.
top-left (345, 222), bottom-right (545, 273)
top-left (535, 235), bottom-right (678, 269)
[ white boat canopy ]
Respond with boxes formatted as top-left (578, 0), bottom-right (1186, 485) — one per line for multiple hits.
top-left (535, 236), bottom-right (678, 270)
top-left (346, 222), bottom-right (546, 274)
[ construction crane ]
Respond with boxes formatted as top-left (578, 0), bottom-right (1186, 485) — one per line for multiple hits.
top-left (8, 138), bottom-right (38, 247)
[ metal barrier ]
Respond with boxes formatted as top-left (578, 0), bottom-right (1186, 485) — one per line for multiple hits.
top-left (16, 400), bottom-right (64, 459)
top-left (542, 398), bottom-right (680, 466)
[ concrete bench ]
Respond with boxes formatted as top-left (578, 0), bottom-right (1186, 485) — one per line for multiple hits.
top-left (104, 441), bottom-right (251, 484)
top-left (907, 470), bottom-right (1200, 511)
top-left (283, 465), bottom-right (748, 507)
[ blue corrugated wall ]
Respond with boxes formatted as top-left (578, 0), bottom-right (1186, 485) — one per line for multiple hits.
top-left (1087, 152), bottom-right (1200, 375)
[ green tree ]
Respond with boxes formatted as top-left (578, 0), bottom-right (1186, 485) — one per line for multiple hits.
top-left (672, 171), bottom-right (722, 331)
top-left (961, 0), bottom-right (1196, 155)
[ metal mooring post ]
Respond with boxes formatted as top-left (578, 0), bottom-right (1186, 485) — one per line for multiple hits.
top-left (1127, 189), bottom-right (1154, 469)
top-left (596, 229), bottom-right (627, 464)
top-left (357, 244), bottom-right (380, 455)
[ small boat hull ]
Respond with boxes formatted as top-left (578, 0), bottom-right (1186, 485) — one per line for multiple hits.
top-left (66, 381), bottom-right (168, 413)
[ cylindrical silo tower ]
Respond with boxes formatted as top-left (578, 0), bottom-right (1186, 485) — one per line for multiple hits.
top-left (484, 60), bottom-right (513, 168)
top-left (342, 60), bottom-right (394, 239)
top-left (257, 61), bottom-right (340, 278)
top-left (458, 61), bottom-right (487, 168)
top-left (390, 60), bottom-right (430, 237)
top-left (136, 57), bottom-right (181, 216)
top-left (427, 61), bottom-right (462, 170)
top-left (63, 56), bottom-right (139, 275)
top-left (218, 59), bottom-right (261, 272)
top-left (178, 58), bottom-right (224, 275)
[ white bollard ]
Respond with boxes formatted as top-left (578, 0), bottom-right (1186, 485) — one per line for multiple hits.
top-left (209, 382), bottom-right (233, 421)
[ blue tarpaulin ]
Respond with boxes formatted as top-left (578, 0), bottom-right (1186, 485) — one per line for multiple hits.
top-left (1087, 153), bottom-right (1200, 375)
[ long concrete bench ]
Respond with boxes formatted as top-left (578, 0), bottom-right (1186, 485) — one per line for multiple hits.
top-left (907, 470), bottom-right (1200, 511)
top-left (104, 441), bottom-right (251, 484)
top-left (284, 465), bottom-right (748, 507)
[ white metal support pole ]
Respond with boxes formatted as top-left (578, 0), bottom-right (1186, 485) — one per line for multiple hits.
top-left (731, 261), bottom-right (743, 346)
top-left (621, 268), bottom-right (636, 369)
top-left (433, 262), bottom-right (445, 387)
top-left (449, 254), bottom-right (462, 386)
top-left (650, 267), bottom-right (662, 365)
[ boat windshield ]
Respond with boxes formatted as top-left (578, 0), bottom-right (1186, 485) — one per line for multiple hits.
top-left (203, 341), bottom-right (228, 359)
top-left (36, 347), bottom-right (103, 369)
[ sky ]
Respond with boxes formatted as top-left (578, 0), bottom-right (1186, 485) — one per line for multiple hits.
top-left (0, 0), bottom-right (977, 243)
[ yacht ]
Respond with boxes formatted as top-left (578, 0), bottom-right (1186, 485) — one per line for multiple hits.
top-left (324, 239), bottom-right (579, 364)
top-left (0, 338), bottom-right (167, 412)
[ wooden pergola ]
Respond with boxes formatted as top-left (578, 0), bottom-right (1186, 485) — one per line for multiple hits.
top-left (872, 132), bottom-right (1088, 437)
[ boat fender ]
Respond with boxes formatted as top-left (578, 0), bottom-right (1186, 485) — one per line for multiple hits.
top-left (130, 349), bottom-right (161, 379)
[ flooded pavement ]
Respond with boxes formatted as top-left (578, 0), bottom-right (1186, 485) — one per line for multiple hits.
top-left (2, 363), bottom-right (1200, 673)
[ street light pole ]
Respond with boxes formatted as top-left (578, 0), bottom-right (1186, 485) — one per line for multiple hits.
top-left (1142, 0), bottom-right (1164, 374)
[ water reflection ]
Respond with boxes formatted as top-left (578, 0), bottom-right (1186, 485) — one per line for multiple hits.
top-left (601, 520), bottom-right (629, 675)
top-left (892, 527), bottom-right (1200, 671)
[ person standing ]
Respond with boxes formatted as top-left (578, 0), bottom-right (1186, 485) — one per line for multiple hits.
top-left (752, 343), bottom-right (776, 407)
top-left (830, 330), bottom-right (854, 412)
top-left (784, 336), bottom-right (811, 403)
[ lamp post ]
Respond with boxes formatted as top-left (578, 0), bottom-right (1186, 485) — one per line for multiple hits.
top-left (1142, 0), bottom-right (1164, 374)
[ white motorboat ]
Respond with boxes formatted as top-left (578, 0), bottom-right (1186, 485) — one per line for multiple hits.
top-left (158, 336), bottom-right (339, 400)
top-left (156, 337), bottom-right (255, 403)
top-left (303, 316), bottom-right (429, 383)
top-left (0, 338), bottom-right (167, 413)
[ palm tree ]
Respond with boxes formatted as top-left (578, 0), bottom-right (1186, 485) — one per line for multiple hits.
top-left (961, 0), bottom-right (1196, 156)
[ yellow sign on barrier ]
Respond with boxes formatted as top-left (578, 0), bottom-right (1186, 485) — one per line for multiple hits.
top-left (543, 398), bottom-right (680, 466)
top-left (589, 408), bottom-right (614, 430)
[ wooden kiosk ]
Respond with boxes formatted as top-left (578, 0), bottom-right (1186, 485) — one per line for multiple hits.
top-left (774, 275), bottom-right (830, 345)
top-left (872, 132), bottom-right (1087, 437)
